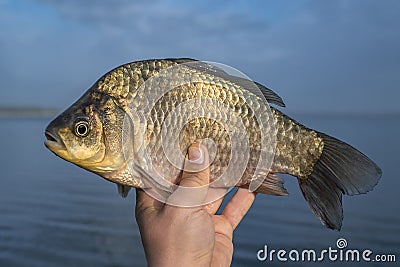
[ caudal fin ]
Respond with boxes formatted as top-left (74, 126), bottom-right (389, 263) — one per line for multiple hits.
top-left (299, 132), bottom-right (382, 230)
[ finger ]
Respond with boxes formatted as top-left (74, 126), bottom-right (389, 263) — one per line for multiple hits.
top-left (211, 216), bottom-right (234, 267)
top-left (212, 216), bottom-right (233, 240)
top-left (180, 144), bottom-right (209, 187)
top-left (221, 188), bottom-right (256, 230)
top-left (212, 234), bottom-right (233, 267)
top-left (203, 192), bottom-right (224, 215)
top-left (166, 144), bottom-right (210, 207)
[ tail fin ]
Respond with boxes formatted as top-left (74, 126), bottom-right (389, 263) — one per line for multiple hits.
top-left (299, 132), bottom-right (382, 230)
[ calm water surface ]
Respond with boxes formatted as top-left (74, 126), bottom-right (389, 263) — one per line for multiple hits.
top-left (0, 114), bottom-right (399, 266)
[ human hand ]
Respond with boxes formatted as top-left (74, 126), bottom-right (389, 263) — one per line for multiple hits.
top-left (135, 144), bottom-right (256, 267)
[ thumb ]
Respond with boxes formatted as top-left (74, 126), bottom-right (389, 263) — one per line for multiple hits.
top-left (166, 144), bottom-right (210, 207)
top-left (180, 144), bottom-right (210, 187)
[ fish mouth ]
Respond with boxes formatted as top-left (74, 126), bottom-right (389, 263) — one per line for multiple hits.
top-left (44, 131), bottom-right (67, 152)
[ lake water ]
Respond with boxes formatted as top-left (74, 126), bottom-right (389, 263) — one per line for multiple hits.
top-left (0, 114), bottom-right (399, 266)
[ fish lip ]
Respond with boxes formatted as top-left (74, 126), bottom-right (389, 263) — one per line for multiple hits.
top-left (44, 131), bottom-right (66, 151)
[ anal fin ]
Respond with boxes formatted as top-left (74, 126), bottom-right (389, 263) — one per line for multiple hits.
top-left (241, 173), bottom-right (288, 196)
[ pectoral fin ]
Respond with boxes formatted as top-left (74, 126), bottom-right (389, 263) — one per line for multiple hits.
top-left (117, 184), bottom-right (131, 198)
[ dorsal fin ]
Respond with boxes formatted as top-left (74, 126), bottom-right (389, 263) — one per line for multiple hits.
top-left (227, 76), bottom-right (285, 107)
top-left (168, 58), bottom-right (285, 107)
top-left (254, 81), bottom-right (285, 107)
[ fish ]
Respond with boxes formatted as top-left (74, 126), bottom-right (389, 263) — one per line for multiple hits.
top-left (44, 58), bottom-right (382, 230)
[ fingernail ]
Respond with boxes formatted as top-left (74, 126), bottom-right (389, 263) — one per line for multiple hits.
top-left (188, 146), bottom-right (204, 164)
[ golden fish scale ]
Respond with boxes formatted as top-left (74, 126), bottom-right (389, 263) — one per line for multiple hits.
top-left (96, 59), bottom-right (323, 187)
top-left (271, 109), bottom-right (324, 177)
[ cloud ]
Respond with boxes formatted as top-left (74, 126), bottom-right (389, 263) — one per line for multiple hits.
top-left (1, 0), bottom-right (399, 113)
top-left (36, 0), bottom-right (270, 41)
top-left (267, 0), bottom-right (400, 112)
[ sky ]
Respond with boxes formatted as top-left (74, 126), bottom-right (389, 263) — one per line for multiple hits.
top-left (0, 0), bottom-right (399, 113)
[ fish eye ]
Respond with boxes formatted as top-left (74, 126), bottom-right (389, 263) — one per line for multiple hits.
top-left (74, 120), bottom-right (90, 137)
